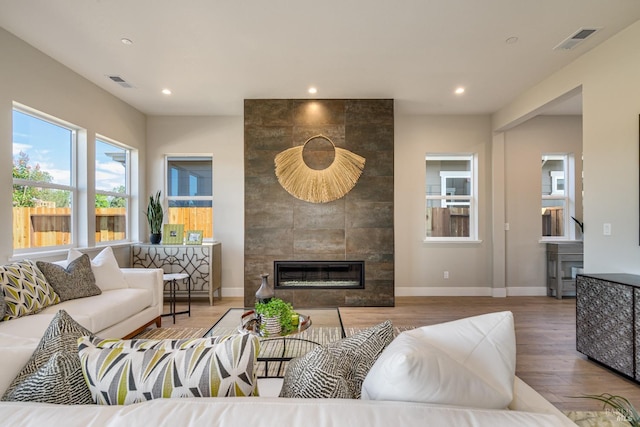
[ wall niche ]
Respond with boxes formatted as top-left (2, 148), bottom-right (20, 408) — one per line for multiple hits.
top-left (244, 99), bottom-right (394, 307)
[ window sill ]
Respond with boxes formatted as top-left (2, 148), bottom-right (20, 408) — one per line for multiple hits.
top-left (423, 239), bottom-right (483, 245)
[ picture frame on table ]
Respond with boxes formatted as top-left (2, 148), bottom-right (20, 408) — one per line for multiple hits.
top-left (185, 230), bottom-right (203, 245)
top-left (163, 224), bottom-right (184, 245)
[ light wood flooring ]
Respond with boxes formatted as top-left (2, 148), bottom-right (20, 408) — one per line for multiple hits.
top-left (161, 296), bottom-right (640, 411)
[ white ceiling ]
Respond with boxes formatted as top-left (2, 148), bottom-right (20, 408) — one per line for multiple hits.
top-left (1, 1), bottom-right (639, 117)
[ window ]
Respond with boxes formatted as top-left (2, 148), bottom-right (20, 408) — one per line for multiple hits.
top-left (166, 156), bottom-right (213, 240)
top-left (95, 138), bottom-right (130, 243)
top-left (542, 154), bottom-right (573, 239)
top-left (12, 107), bottom-right (76, 251)
top-left (425, 154), bottom-right (477, 240)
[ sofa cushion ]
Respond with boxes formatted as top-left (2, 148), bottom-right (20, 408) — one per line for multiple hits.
top-left (39, 288), bottom-right (152, 334)
top-left (1, 310), bottom-right (94, 404)
top-left (0, 260), bottom-right (60, 320)
top-left (0, 335), bottom-right (39, 396)
top-left (361, 311), bottom-right (516, 409)
top-left (36, 254), bottom-right (101, 302)
top-left (68, 246), bottom-right (127, 291)
top-left (279, 320), bottom-right (394, 399)
top-left (78, 334), bottom-right (260, 405)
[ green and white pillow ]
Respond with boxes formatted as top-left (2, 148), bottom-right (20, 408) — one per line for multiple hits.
top-left (1, 310), bottom-right (94, 404)
top-left (0, 259), bottom-right (60, 320)
top-left (79, 333), bottom-right (260, 405)
top-left (279, 320), bottom-right (394, 399)
top-left (36, 254), bottom-right (101, 302)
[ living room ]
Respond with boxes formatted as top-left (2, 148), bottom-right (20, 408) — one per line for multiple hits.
top-left (1, 1), bottom-right (640, 424)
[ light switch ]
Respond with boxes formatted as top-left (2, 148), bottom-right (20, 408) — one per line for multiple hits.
top-left (603, 223), bottom-right (611, 236)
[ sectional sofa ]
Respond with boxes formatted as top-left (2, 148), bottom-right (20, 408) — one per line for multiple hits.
top-left (0, 249), bottom-right (574, 426)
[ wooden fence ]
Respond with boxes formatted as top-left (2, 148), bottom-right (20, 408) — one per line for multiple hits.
top-left (13, 207), bottom-right (213, 249)
top-left (542, 206), bottom-right (564, 236)
top-left (426, 207), bottom-right (469, 237)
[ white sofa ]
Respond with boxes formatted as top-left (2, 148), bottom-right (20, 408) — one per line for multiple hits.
top-left (0, 378), bottom-right (575, 426)
top-left (0, 267), bottom-right (163, 396)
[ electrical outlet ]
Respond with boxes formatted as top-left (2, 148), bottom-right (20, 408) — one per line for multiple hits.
top-left (444, 271), bottom-right (449, 279)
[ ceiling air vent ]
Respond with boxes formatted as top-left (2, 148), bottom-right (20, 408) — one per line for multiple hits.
top-left (554, 27), bottom-right (600, 51)
top-left (107, 75), bottom-right (133, 88)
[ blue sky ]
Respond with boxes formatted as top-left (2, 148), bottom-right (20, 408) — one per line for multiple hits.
top-left (13, 110), bottom-right (125, 191)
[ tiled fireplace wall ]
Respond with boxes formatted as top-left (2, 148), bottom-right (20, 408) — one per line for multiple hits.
top-left (244, 99), bottom-right (394, 307)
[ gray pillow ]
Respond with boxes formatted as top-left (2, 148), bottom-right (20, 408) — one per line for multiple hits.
top-left (37, 254), bottom-right (101, 302)
top-left (1, 309), bottom-right (94, 404)
top-left (279, 320), bottom-right (394, 399)
top-left (0, 292), bottom-right (5, 320)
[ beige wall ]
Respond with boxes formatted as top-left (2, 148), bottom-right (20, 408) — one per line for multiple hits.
top-left (504, 115), bottom-right (583, 290)
top-left (494, 20), bottom-right (640, 275)
top-left (146, 116), bottom-right (244, 296)
top-left (394, 115), bottom-right (494, 295)
top-left (0, 28), bottom-right (146, 264)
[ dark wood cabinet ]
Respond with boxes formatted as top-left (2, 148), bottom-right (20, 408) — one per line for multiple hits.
top-left (576, 273), bottom-right (640, 381)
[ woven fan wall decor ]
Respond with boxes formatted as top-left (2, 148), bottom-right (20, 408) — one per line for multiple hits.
top-left (274, 134), bottom-right (366, 203)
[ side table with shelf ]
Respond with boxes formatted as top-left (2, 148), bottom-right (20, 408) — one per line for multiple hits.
top-left (546, 242), bottom-right (583, 299)
top-left (132, 242), bottom-right (222, 305)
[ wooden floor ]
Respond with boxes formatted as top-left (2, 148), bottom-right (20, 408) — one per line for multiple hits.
top-left (163, 296), bottom-right (640, 411)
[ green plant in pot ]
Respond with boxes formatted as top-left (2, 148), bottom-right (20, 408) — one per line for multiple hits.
top-left (145, 191), bottom-right (164, 244)
top-left (254, 297), bottom-right (297, 337)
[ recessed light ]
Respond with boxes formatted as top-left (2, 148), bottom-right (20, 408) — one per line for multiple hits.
top-left (121, 38), bottom-right (133, 45)
top-left (505, 36), bottom-right (519, 45)
top-left (161, 88), bottom-right (172, 95)
top-left (308, 87), bottom-right (318, 94)
top-left (455, 87), bottom-right (465, 95)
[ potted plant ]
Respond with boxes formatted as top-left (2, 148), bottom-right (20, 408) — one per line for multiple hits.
top-left (145, 191), bottom-right (164, 244)
top-left (254, 297), bottom-right (297, 336)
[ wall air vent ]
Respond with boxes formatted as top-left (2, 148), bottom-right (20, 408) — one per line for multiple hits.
top-left (553, 27), bottom-right (600, 51)
top-left (107, 75), bottom-right (133, 88)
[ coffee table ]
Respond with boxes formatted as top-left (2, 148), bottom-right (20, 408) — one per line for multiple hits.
top-left (204, 308), bottom-right (345, 377)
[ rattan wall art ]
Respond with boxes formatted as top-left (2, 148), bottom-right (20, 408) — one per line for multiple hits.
top-left (274, 134), bottom-right (366, 203)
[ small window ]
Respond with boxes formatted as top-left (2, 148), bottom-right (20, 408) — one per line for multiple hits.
top-left (12, 106), bottom-right (76, 252)
top-left (166, 156), bottom-right (213, 240)
top-left (542, 154), bottom-right (573, 239)
top-left (95, 138), bottom-right (130, 243)
top-left (425, 154), bottom-right (477, 240)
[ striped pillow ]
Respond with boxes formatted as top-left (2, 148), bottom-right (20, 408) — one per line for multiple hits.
top-left (78, 334), bottom-right (260, 405)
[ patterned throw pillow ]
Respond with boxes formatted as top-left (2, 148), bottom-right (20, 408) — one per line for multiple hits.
top-left (0, 259), bottom-right (60, 320)
top-left (1, 310), bottom-right (94, 404)
top-left (78, 333), bottom-right (260, 405)
top-left (279, 320), bottom-right (394, 399)
top-left (0, 292), bottom-right (6, 321)
top-left (36, 255), bottom-right (101, 302)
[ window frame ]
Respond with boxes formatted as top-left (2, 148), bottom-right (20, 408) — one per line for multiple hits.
top-left (541, 153), bottom-right (576, 241)
top-left (165, 154), bottom-right (214, 241)
top-left (12, 103), bottom-right (78, 254)
top-left (94, 136), bottom-right (131, 245)
top-left (424, 153), bottom-right (479, 243)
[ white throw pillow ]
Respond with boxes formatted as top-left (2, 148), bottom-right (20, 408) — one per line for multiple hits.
top-left (361, 311), bottom-right (516, 409)
top-left (67, 247), bottom-right (127, 291)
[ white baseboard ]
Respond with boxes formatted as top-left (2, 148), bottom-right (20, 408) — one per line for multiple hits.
top-left (506, 286), bottom-right (547, 296)
top-left (395, 286), bottom-right (545, 297)
top-left (395, 287), bottom-right (492, 297)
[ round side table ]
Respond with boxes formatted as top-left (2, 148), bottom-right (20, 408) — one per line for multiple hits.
top-left (162, 273), bottom-right (191, 324)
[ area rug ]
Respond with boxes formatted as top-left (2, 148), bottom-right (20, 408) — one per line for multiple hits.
top-left (134, 327), bottom-right (208, 340)
top-left (565, 410), bottom-right (633, 427)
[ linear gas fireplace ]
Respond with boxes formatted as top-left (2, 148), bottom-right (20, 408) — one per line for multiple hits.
top-left (274, 261), bottom-right (365, 289)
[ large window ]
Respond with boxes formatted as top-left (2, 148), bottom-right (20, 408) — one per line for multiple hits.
top-left (95, 138), bottom-right (130, 243)
top-left (12, 107), bottom-right (76, 251)
top-left (425, 154), bottom-right (477, 240)
top-left (166, 156), bottom-right (213, 240)
top-left (542, 154), bottom-right (573, 239)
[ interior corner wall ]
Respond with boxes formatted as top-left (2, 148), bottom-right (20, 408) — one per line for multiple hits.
top-left (503, 115), bottom-right (583, 291)
top-left (146, 116), bottom-right (245, 297)
top-left (394, 114), bottom-right (494, 295)
top-left (493, 19), bottom-right (640, 275)
top-left (0, 27), bottom-right (146, 265)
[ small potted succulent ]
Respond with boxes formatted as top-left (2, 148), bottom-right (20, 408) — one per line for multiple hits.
top-left (145, 191), bottom-right (164, 244)
top-left (254, 297), bottom-right (297, 337)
